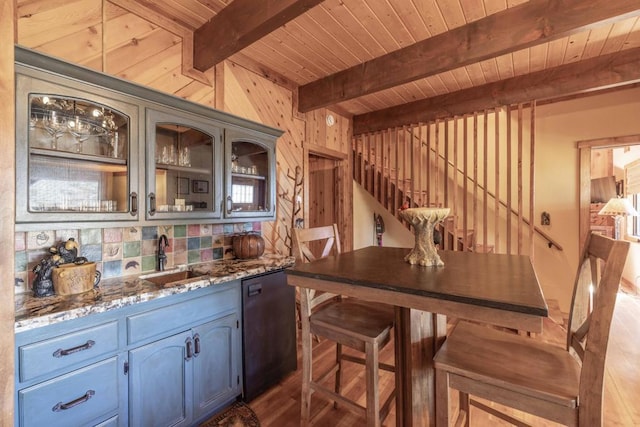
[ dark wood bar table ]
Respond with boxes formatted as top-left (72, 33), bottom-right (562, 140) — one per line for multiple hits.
top-left (285, 246), bottom-right (548, 427)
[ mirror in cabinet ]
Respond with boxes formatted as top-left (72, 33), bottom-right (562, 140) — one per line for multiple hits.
top-left (225, 129), bottom-right (276, 219)
top-left (146, 108), bottom-right (223, 219)
top-left (16, 67), bottom-right (139, 223)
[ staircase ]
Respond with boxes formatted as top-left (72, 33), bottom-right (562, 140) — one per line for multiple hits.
top-left (352, 105), bottom-right (562, 256)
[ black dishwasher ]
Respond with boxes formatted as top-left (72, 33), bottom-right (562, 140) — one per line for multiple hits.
top-left (241, 270), bottom-right (297, 402)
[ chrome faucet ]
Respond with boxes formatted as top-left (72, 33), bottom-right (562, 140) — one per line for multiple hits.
top-left (158, 234), bottom-right (169, 271)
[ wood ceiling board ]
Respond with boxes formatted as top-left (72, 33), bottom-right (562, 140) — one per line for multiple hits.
top-left (625, 18), bottom-right (640, 48)
top-left (353, 46), bottom-right (640, 134)
top-left (239, 41), bottom-right (317, 84)
top-left (582, 25), bottom-right (614, 59)
top-left (117, 42), bottom-right (182, 85)
top-left (601, 18), bottom-right (639, 54)
top-left (387, 0), bottom-right (433, 42)
top-left (156, 0), bottom-right (216, 27)
top-left (105, 11), bottom-right (159, 49)
top-left (193, 0), bottom-right (325, 71)
top-left (194, 0), bottom-right (229, 14)
top-left (564, 31), bottom-right (590, 63)
top-left (106, 28), bottom-right (181, 75)
top-left (459, 0), bottom-right (490, 22)
top-left (298, 0), bottom-right (640, 112)
top-left (109, 0), bottom-right (191, 37)
top-left (319, 0), bottom-right (387, 60)
top-left (18, 0), bottom-right (102, 48)
top-left (545, 37), bottom-right (569, 68)
top-left (148, 64), bottom-right (195, 95)
top-left (437, 0), bottom-right (469, 30)
top-left (413, 0), bottom-right (450, 37)
top-left (528, 43), bottom-right (549, 73)
top-left (364, 0), bottom-right (418, 49)
top-left (512, 48), bottom-right (531, 76)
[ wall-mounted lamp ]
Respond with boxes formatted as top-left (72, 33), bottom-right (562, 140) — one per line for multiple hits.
top-left (598, 196), bottom-right (639, 240)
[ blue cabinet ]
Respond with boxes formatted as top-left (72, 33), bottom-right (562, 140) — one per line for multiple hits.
top-left (15, 281), bottom-right (242, 427)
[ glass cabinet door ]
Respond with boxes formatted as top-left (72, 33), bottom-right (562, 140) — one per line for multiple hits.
top-left (146, 108), bottom-right (222, 219)
top-left (16, 71), bottom-right (139, 223)
top-left (224, 129), bottom-right (276, 219)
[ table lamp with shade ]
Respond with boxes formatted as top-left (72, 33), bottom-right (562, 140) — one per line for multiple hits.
top-left (598, 196), bottom-right (639, 240)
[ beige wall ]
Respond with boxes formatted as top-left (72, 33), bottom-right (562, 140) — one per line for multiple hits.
top-left (532, 87), bottom-right (640, 311)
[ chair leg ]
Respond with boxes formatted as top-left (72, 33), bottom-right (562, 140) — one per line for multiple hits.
top-left (365, 341), bottom-right (381, 427)
top-left (435, 368), bottom-right (450, 427)
top-left (458, 390), bottom-right (470, 427)
top-left (301, 325), bottom-right (312, 426)
top-left (333, 342), bottom-right (343, 409)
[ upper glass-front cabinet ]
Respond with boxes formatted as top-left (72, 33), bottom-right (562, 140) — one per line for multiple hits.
top-left (224, 129), bottom-right (276, 219)
top-left (16, 68), bottom-right (139, 223)
top-left (146, 108), bottom-right (223, 220)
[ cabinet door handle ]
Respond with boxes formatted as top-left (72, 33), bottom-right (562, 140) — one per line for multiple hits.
top-left (149, 192), bottom-right (156, 216)
top-left (226, 196), bottom-right (233, 214)
top-left (185, 336), bottom-right (193, 361)
top-left (52, 340), bottom-right (95, 358)
top-left (130, 192), bottom-right (138, 216)
top-left (193, 333), bottom-right (201, 357)
top-left (52, 390), bottom-right (95, 412)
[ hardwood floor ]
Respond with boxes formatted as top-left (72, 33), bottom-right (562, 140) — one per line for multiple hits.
top-left (248, 294), bottom-right (640, 426)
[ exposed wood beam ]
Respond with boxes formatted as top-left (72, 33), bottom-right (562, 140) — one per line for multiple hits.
top-left (353, 47), bottom-right (640, 135)
top-left (194, 0), bottom-right (325, 72)
top-left (298, 0), bottom-right (640, 113)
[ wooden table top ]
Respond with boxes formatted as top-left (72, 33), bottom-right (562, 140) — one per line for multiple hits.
top-left (286, 246), bottom-right (548, 317)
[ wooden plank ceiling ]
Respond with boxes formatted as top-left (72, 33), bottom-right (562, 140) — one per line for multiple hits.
top-left (43, 0), bottom-right (640, 134)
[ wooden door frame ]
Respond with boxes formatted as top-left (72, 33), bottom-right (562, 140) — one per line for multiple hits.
top-left (578, 134), bottom-right (640, 249)
top-left (303, 143), bottom-right (351, 251)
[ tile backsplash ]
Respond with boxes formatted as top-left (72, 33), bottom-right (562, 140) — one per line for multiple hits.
top-left (15, 222), bottom-right (262, 295)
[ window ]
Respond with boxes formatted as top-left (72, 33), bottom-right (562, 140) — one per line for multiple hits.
top-left (625, 158), bottom-right (640, 237)
top-left (232, 184), bottom-right (254, 204)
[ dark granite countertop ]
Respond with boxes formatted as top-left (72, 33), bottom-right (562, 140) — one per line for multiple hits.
top-left (15, 253), bottom-right (295, 333)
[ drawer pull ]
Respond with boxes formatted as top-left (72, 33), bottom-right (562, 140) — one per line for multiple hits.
top-left (193, 333), bottom-right (201, 357)
top-left (52, 389), bottom-right (95, 412)
top-left (185, 336), bottom-right (193, 361)
top-left (52, 340), bottom-right (95, 358)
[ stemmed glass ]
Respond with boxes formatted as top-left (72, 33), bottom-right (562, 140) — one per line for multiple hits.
top-left (67, 116), bottom-right (94, 153)
top-left (42, 112), bottom-right (66, 150)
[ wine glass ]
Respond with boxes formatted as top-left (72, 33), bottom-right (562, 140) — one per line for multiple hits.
top-left (67, 116), bottom-right (93, 153)
top-left (42, 112), bottom-right (66, 150)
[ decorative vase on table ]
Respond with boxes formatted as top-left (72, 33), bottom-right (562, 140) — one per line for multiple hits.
top-left (399, 207), bottom-right (450, 267)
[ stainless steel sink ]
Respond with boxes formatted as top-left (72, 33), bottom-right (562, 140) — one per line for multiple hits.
top-left (140, 270), bottom-right (206, 286)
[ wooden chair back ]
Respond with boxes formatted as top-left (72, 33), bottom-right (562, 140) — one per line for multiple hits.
top-left (292, 224), bottom-right (342, 313)
top-left (566, 232), bottom-right (630, 424)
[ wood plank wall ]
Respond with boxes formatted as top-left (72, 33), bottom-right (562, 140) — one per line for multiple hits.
top-left (0, 0), bottom-right (16, 423)
top-left (15, 0), bottom-right (353, 256)
top-left (354, 105), bottom-right (537, 256)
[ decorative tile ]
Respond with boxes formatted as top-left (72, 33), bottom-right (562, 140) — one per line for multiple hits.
top-left (252, 222), bottom-right (262, 231)
top-left (124, 226), bottom-right (141, 242)
top-left (14, 271), bottom-right (28, 294)
top-left (141, 255), bottom-right (156, 272)
top-left (223, 224), bottom-right (234, 234)
top-left (142, 239), bottom-right (157, 256)
top-left (187, 237), bottom-right (200, 251)
top-left (27, 231), bottom-right (54, 250)
top-left (188, 224), bottom-right (200, 237)
top-left (56, 229), bottom-right (79, 242)
top-left (15, 232), bottom-right (26, 251)
top-left (233, 223), bottom-right (244, 233)
top-left (200, 248), bottom-right (213, 262)
top-left (123, 241), bottom-right (141, 258)
top-left (224, 235), bottom-right (234, 246)
top-left (174, 250), bottom-right (188, 265)
top-left (212, 235), bottom-right (224, 246)
top-left (142, 226), bottom-right (158, 240)
top-left (173, 238), bottom-right (187, 253)
top-left (200, 224), bottom-right (212, 236)
top-left (103, 228), bottom-right (123, 243)
top-left (174, 225), bottom-right (187, 238)
top-left (81, 244), bottom-right (103, 262)
top-left (213, 247), bottom-right (224, 260)
top-left (188, 250), bottom-right (201, 264)
top-left (103, 243), bottom-right (122, 261)
top-left (123, 258), bottom-right (141, 276)
top-left (159, 225), bottom-right (173, 237)
top-left (80, 229), bottom-right (102, 246)
top-left (102, 260), bottom-right (122, 278)
top-left (200, 236), bottom-right (212, 249)
top-left (243, 222), bottom-right (253, 232)
top-left (15, 251), bottom-right (28, 273)
top-left (211, 224), bottom-right (224, 235)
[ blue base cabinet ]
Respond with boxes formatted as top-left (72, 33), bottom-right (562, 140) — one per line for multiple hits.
top-left (15, 281), bottom-right (242, 427)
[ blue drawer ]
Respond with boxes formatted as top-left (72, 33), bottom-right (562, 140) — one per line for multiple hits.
top-left (18, 357), bottom-right (119, 427)
top-left (19, 321), bottom-right (119, 382)
top-left (127, 285), bottom-right (238, 345)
